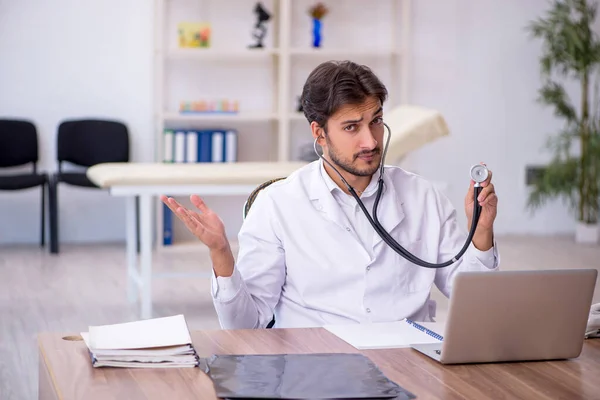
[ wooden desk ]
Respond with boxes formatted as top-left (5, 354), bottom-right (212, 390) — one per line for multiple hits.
top-left (39, 328), bottom-right (600, 400)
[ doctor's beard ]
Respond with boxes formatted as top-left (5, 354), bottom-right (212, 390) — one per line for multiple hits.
top-left (325, 135), bottom-right (381, 177)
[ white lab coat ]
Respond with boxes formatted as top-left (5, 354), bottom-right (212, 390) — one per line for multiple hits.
top-left (211, 160), bottom-right (499, 329)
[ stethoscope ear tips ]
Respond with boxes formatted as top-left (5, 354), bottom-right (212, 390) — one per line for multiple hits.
top-left (470, 164), bottom-right (489, 186)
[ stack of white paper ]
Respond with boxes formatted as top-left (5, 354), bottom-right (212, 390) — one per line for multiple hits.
top-left (80, 314), bottom-right (199, 368)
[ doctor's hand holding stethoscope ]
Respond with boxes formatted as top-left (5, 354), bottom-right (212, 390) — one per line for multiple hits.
top-left (465, 162), bottom-right (497, 252)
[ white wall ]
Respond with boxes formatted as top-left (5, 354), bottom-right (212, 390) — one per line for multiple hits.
top-left (0, 0), bottom-right (583, 245)
top-left (405, 0), bottom-right (582, 235)
top-left (0, 0), bottom-right (154, 245)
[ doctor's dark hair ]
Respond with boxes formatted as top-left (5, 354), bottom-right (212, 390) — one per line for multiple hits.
top-left (300, 60), bottom-right (388, 132)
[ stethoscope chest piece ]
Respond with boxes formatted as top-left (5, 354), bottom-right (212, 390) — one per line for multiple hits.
top-left (470, 164), bottom-right (489, 187)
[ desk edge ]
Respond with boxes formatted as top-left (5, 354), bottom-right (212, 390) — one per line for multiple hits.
top-left (38, 335), bottom-right (64, 400)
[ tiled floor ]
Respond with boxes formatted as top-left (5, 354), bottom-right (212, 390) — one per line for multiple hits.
top-left (1, 234), bottom-right (599, 399)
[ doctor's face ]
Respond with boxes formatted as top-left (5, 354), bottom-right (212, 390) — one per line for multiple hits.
top-left (322, 97), bottom-right (384, 177)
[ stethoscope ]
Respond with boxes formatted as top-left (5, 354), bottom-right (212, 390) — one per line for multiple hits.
top-left (314, 122), bottom-right (489, 269)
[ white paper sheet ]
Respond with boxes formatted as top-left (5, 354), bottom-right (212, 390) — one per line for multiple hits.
top-left (87, 314), bottom-right (192, 350)
top-left (324, 320), bottom-right (445, 350)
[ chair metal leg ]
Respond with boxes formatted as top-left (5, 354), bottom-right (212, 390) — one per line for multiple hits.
top-left (136, 195), bottom-right (140, 254)
top-left (41, 183), bottom-right (46, 247)
top-left (49, 177), bottom-right (59, 254)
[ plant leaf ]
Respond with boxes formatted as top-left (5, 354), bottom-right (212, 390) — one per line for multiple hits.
top-left (537, 81), bottom-right (578, 122)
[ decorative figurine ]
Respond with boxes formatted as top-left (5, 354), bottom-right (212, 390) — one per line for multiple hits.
top-left (308, 3), bottom-right (328, 48)
top-left (248, 2), bottom-right (271, 48)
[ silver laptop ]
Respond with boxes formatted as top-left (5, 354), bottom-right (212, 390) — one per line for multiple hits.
top-left (411, 269), bottom-right (598, 364)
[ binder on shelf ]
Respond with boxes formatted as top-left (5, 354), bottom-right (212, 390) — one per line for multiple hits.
top-left (186, 131), bottom-right (198, 163)
top-left (174, 130), bottom-right (186, 163)
top-left (211, 130), bottom-right (224, 162)
top-left (162, 128), bottom-right (238, 163)
top-left (198, 130), bottom-right (212, 162)
top-left (225, 129), bottom-right (237, 162)
top-left (163, 129), bottom-right (174, 163)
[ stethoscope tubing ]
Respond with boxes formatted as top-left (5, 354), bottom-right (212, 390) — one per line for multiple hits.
top-left (314, 122), bottom-right (484, 268)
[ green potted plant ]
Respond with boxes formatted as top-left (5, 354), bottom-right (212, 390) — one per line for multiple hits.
top-left (527, 0), bottom-right (600, 244)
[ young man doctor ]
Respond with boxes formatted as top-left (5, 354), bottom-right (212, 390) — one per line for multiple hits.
top-left (162, 61), bottom-right (499, 329)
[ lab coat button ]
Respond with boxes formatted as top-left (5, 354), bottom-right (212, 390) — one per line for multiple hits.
top-left (366, 266), bottom-right (370, 271)
top-left (346, 227), bottom-right (351, 231)
top-left (366, 308), bottom-right (371, 313)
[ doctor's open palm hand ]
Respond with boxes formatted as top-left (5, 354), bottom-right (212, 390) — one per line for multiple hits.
top-left (161, 194), bottom-right (229, 252)
top-left (464, 163), bottom-right (498, 231)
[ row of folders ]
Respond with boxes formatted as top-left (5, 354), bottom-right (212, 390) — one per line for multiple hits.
top-left (163, 129), bottom-right (238, 163)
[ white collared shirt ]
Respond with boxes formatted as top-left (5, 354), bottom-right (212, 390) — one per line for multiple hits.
top-left (211, 160), bottom-right (499, 329)
top-left (325, 163), bottom-right (381, 257)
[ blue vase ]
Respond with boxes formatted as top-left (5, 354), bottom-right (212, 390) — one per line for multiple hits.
top-left (312, 18), bottom-right (322, 47)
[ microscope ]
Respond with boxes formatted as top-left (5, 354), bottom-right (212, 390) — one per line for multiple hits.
top-left (249, 3), bottom-right (271, 48)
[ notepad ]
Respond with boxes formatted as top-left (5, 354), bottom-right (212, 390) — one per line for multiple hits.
top-left (324, 319), bottom-right (445, 350)
top-left (80, 314), bottom-right (199, 368)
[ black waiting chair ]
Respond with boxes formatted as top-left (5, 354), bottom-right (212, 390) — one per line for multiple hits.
top-left (0, 119), bottom-right (48, 246)
top-left (49, 119), bottom-right (130, 254)
top-left (243, 177), bottom-right (286, 328)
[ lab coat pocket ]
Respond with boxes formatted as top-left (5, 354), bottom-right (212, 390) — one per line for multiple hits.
top-left (393, 239), bottom-right (435, 294)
